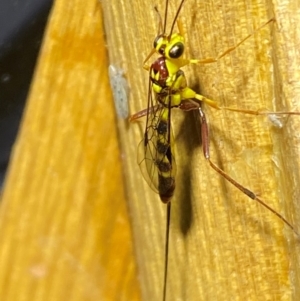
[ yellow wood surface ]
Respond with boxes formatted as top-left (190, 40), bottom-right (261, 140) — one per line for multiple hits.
top-left (0, 0), bottom-right (141, 301)
top-left (101, 0), bottom-right (300, 300)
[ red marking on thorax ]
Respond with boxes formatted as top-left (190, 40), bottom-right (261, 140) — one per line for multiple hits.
top-left (151, 57), bottom-right (169, 86)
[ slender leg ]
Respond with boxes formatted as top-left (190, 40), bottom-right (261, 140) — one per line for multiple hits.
top-left (220, 107), bottom-right (300, 116)
top-left (129, 105), bottom-right (161, 122)
top-left (198, 107), bottom-right (300, 238)
top-left (182, 18), bottom-right (275, 66)
top-left (130, 99), bottom-right (300, 123)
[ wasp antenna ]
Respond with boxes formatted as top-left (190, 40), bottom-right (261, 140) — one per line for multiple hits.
top-left (154, 6), bottom-right (164, 35)
top-left (169, 0), bottom-right (185, 36)
top-left (163, 0), bottom-right (169, 34)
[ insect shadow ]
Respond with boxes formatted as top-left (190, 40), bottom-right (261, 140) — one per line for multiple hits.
top-left (175, 82), bottom-right (280, 238)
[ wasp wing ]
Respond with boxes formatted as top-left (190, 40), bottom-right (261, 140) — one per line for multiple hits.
top-left (137, 89), bottom-right (176, 199)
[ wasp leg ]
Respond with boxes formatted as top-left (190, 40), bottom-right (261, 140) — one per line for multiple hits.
top-left (181, 18), bottom-right (275, 66)
top-left (129, 105), bottom-right (161, 122)
top-left (220, 107), bottom-right (300, 116)
top-left (197, 106), bottom-right (300, 237)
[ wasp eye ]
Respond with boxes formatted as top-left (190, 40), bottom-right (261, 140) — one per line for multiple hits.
top-left (169, 42), bottom-right (184, 58)
top-left (153, 34), bottom-right (164, 49)
top-left (158, 45), bottom-right (165, 55)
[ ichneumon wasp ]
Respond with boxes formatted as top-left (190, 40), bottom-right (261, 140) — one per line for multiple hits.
top-left (128, 0), bottom-right (300, 300)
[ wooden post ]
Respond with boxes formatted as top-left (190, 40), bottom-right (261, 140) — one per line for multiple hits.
top-left (101, 0), bottom-right (300, 300)
top-left (0, 0), bottom-right (141, 300)
top-left (1, 0), bottom-right (299, 300)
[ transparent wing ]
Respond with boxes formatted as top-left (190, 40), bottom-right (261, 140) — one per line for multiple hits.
top-left (137, 94), bottom-right (176, 195)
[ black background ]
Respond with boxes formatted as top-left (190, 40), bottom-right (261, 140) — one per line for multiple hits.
top-left (0, 0), bottom-right (53, 186)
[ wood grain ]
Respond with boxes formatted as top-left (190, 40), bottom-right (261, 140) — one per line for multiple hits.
top-left (0, 0), bottom-right (141, 300)
top-left (101, 0), bottom-right (300, 300)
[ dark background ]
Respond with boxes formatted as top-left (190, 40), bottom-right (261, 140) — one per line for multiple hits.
top-left (0, 0), bottom-right (53, 187)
